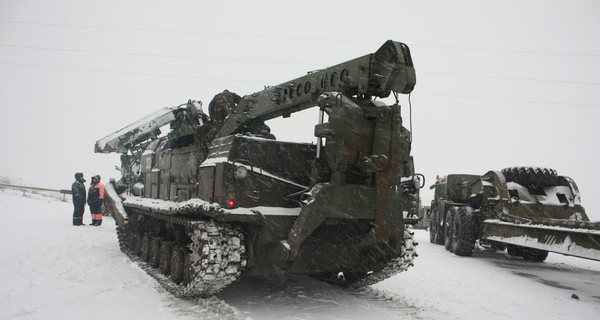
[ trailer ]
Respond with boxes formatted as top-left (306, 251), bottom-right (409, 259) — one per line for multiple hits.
top-left (429, 167), bottom-right (600, 261)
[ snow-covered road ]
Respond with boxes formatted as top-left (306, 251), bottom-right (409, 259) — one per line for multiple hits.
top-left (1, 189), bottom-right (599, 320)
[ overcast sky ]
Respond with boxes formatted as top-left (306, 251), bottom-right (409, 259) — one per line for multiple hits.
top-left (1, 0), bottom-right (599, 219)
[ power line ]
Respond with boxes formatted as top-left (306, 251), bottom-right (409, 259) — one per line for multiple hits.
top-left (0, 60), bottom-right (268, 83)
top-left (420, 71), bottom-right (600, 86)
top-left (416, 92), bottom-right (600, 108)
top-left (2, 43), bottom-right (599, 86)
top-left (0, 18), bottom-right (370, 44)
top-left (2, 60), bottom-right (598, 108)
top-left (0, 43), bottom-right (320, 67)
top-left (414, 44), bottom-right (600, 58)
top-left (1, 18), bottom-right (599, 58)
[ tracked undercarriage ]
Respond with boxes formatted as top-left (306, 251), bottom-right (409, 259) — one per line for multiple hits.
top-left (116, 209), bottom-right (246, 297)
top-left (98, 40), bottom-right (422, 296)
top-left (317, 227), bottom-right (418, 288)
top-left (105, 186), bottom-right (418, 297)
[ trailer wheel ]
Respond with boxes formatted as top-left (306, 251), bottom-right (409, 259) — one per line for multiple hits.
top-left (490, 242), bottom-right (506, 251)
top-left (444, 209), bottom-right (454, 252)
top-left (450, 206), bottom-right (476, 256)
top-left (507, 245), bottom-right (523, 257)
top-left (522, 248), bottom-right (548, 262)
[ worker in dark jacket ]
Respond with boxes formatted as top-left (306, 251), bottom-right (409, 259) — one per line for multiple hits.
top-left (71, 172), bottom-right (86, 226)
top-left (87, 175), bottom-right (105, 226)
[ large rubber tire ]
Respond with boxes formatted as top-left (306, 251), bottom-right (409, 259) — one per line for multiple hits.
top-left (430, 209), bottom-right (442, 244)
top-left (450, 206), bottom-right (476, 256)
top-left (490, 242), bottom-right (506, 251)
top-left (429, 211), bottom-right (437, 244)
top-left (501, 167), bottom-right (559, 194)
top-left (444, 209), bottom-right (454, 252)
top-left (434, 209), bottom-right (445, 245)
top-left (507, 245), bottom-right (523, 257)
top-left (522, 248), bottom-right (548, 262)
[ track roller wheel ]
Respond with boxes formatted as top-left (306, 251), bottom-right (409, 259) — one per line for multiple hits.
top-left (149, 237), bottom-right (161, 268)
top-left (140, 233), bottom-right (151, 262)
top-left (133, 233), bottom-right (143, 256)
top-left (170, 247), bottom-right (184, 284)
top-left (182, 254), bottom-right (195, 286)
top-left (116, 226), bottom-right (128, 250)
top-left (159, 241), bottom-right (172, 275)
top-left (126, 232), bottom-right (135, 252)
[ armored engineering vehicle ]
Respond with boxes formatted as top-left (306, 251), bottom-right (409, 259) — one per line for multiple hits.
top-left (429, 167), bottom-right (600, 261)
top-left (96, 40), bottom-right (423, 297)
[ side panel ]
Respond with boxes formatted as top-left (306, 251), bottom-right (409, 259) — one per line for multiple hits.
top-left (198, 167), bottom-right (215, 202)
top-left (214, 163), bottom-right (225, 205)
top-left (169, 147), bottom-right (198, 177)
top-left (141, 153), bottom-right (154, 173)
top-left (145, 171), bottom-right (159, 199)
top-left (158, 149), bottom-right (172, 170)
top-left (176, 187), bottom-right (190, 202)
top-left (159, 172), bottom-right (170, 200)
top-left (169, 184), bottom-right (178, 201)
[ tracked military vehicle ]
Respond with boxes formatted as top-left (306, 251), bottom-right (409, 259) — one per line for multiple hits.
top-left (96, 40), bottom-right (422, 297)
top-left (429, 167), bottom-right (600, 262)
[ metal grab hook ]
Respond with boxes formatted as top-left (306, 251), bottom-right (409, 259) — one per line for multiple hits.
top-left (315, 92), bottom-right (343, 159)
top-left (393, 91), bottom-right (400, 105)
top-left (316, 108), bottom-right (325, 158)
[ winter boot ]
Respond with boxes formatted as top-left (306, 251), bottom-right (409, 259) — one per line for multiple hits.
top-left (90, 219), bottom-right (97, 226)
top-left (95, 219), bottom-right (102, 226)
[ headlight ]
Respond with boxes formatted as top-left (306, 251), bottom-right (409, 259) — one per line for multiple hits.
top-left (235, 166), bottom-right (248, 179)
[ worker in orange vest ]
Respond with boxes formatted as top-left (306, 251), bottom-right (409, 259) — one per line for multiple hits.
top-left (87, 175), bottom-right (105, 226)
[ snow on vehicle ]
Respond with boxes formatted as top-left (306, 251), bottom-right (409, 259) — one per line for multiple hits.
top-left (96, 40), bottom-right (423, 297)
top-left (429, 167), bottom-right (600, 262)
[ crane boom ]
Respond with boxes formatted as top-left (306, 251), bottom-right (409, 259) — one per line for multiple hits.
top-left (215, 40), bottom-right (415, 138)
